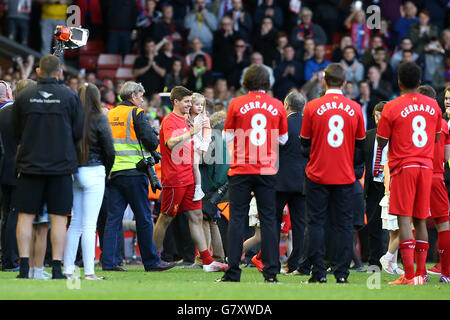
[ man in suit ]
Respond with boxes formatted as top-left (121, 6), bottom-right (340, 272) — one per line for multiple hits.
top-left (363, 101), bottom-right (387, 270)
top-left (275, 91), bottom-right (308, 274)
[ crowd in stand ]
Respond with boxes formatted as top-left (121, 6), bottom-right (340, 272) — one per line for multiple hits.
top-left (0, 0), bottom-right (450, 275)
top-left (0, 1), bottom-right (449, 119)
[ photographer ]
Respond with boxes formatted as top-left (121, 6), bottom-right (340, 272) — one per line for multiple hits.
top-left (184, 0), bottom-right (218, 53)
top-left (102, 81), bottom-right (176, 272)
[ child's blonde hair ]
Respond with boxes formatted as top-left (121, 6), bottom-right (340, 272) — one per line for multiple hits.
top-left (190, 92), bottom-right (206, 115)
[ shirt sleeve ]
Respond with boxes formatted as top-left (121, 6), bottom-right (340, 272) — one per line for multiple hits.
top-left (355, 102), bottom-right (366, 140)
top-left (278, 105), bottom-right (288, 144)
top-left (435, 105), bottom-right (443, 135)
top-left (162, 117), bottom-right (178, 146)
top-left (223, 100), bottom-right (236, 143)
top-left (300, 102), bottom-right (312, 139)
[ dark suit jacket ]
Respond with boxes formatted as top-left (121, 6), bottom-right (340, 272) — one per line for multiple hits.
top-left (363, 128), bottom-right (384, 199)
top-left (275, 112), bottom-right (308, 193)
top-left (355, 95), bottom-right (379, 131)
top-left (0, 103), bottom-right (19, 186)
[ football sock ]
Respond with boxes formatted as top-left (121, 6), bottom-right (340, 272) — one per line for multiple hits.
top-left (52, 260), bottom-right (66, 279)
top-left (385, 251), bottom-right (394, 261)
top-left (255, 250), bottom-right (262, 260)
top-left (437, 230), bottom-right (450, 277)
top-left (17, 257), bottom-right (29, 278)
top-left (199, 250), bottom-right (215, 265)
top-left (414, 240), bottom-right (429, 277)
top-left (399, 239), bottom-right (415, 279)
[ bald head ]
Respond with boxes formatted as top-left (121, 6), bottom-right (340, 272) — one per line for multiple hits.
top-left (0, 80), bottom-right (13, 102)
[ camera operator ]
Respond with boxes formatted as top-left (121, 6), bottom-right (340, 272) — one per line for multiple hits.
top-left (102, 81), bottom-right (176, 272)
top-left (12, 55), bottom-right (83, 279)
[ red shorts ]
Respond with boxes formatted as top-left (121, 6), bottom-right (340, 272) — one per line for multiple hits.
top-left (280, 206), bottom-right (291, 234)
top-left (389, 166), bottom-right (432, 219)
top-left (161, 184), bottom-right (202, 217)
top-left (430, 176), bottom-right (450, 219)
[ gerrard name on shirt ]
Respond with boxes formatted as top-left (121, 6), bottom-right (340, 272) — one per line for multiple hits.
top-left (240, 101), bottom-right (279, 116)
top-left (316, 101), bottom-right (355, 116)
top-left (400, 103), bottom-right (436, 118)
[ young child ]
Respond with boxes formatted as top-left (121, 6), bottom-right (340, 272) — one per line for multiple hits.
top-left (379, 159), bottom-right (405, 276)
top-left (188, 93), bottom-right (211, 201)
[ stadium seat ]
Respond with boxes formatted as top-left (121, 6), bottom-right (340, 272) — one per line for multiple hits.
top-left (80, 55), bottom-right (99, 71)
top-left (115, 67), bottom-right (135, 81)
top-left (97, 68), bottom-right (117, 81)
top-left (64, 48), bottom-right (79, 60)
top-left (123, 54), bottom-right (138, 68)
top-left (325, 45), bottom-right (333, 61)
top-left (97, 54), bottom-right (122, 69)
top-left (79, 40), bottom-right (104, 55)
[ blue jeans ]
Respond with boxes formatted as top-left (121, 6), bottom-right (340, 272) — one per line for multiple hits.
top-left (40, 18), bottom-right (66, 55)
top-left (101, 175), bottom-right (161, 269)
top-left (106, 30), bottom-right (131, 56)
top-left (8, 18), bottom-right (29, 45)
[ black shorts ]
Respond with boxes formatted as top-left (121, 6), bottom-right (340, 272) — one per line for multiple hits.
top-left (14, 173), bottom-right (73, 215)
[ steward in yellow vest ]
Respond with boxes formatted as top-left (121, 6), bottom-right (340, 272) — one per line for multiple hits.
top-left (107, 99), bottom-right (158, 176)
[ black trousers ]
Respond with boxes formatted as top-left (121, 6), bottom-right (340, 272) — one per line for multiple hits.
top-left (1, 185), bottom-right (19, 269)
top-left (305, 178), bottom-right (353, 279)
top-left (224, 174), bottom-right (279, 281)
top-left (365, 182), bottom-right (385, 267)
top-left (275, 191), bottom-right (306, 271)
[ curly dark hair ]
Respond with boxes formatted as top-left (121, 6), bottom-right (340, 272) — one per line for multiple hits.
top-left (243, 64), bottom-right (270, 92)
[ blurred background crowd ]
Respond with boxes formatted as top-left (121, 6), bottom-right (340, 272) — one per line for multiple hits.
top-left (0, 0), bottom-right (449, 132)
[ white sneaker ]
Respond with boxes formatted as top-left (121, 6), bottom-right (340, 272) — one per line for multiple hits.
top-left (392, 263), bottom-right (404, 275)
top-left (379, 254), bottom-right (394, 274)
top-left (193, 187), bottom-right (205, 201)
top-left (33, 268), bottom-right (49, 280)
top-left (203, 261), bottom-right (228, 272)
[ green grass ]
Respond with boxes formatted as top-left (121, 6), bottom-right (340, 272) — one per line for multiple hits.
top-left (0, 264), bottom-right (449, 300)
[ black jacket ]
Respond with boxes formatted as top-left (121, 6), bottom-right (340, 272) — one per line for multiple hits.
top-left (0, 102), bottom-right (19, 185)
top-left (80, 113), bottom-right (116, 177)
top-left (12, 78), bottom-right (84, 175)
top-left (103, 0), bottom-right (138, 31)
top-left (275, 112), bottom-right (308, 193)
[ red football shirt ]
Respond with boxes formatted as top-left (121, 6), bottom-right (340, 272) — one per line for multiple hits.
top-left (377, 93), bottom-right (442, 174)
top-left (300, 90), bottom-right (366, 185)
top-left (223, 91), bottom-right (288, 176)
top-left (160, 112), bottom-right (194, 187)
top-left (433, 119), bottom-right (450, 175)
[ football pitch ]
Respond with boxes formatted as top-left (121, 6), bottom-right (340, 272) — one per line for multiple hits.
top-left (0, 264), bottom-right (449, 300)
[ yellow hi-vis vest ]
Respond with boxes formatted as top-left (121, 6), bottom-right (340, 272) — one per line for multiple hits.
top-left (107, 105), bottom-right (151, 172)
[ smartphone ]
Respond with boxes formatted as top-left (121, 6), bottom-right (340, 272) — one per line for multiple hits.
top-left (354, 1), bottom-right (362, 10)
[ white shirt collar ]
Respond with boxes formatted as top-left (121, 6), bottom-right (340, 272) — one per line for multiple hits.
top-left (325, 89), bottom-right (343, 95)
